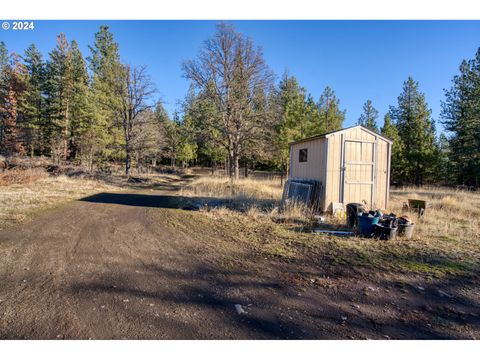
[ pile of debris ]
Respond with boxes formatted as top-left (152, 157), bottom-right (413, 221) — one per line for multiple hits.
top-left (348, 204), bottom-right (415, 240)
top-left (379, 214), bottom-right (415, 240)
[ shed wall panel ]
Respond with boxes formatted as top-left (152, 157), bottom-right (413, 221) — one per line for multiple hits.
top-left (324, 133), bottom-right (342, 210)
top-left (290, 138), bottom-right (327, 182)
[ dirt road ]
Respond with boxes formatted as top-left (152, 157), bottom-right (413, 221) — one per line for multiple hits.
top-left (0, 185), bottom-right (479, 339)
top-left (0, 189), bottom-right (303, 339)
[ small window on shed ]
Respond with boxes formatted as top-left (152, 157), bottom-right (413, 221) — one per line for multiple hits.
top-left (299, 148), bottom-right (308, 162)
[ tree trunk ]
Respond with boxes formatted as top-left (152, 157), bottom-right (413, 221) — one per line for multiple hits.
top-left (233, 152), bottom-right (239, 180)
top-left (228, 151), bottom-right (235, 179)
top-left (415, 162), bottom-right (421, 187)
top-left (64, 100), bottom-right (69, 161)
top-left (125, 156), bottom-right (131, 175)
top-left (125, 145), bottom-right (131, 175)
top-left (89, 147), bottom-right (94, 173)
top-left (244, 159), bottom-right (248, 178)
top-left (136, 152), bottom-right (141, 173)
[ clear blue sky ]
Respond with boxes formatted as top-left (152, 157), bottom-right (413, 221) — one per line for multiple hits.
top-left (2, 20), bottom-right (480, 132)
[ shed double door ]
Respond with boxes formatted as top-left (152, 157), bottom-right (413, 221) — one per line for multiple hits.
top-left (341, 140), bottom-right (375, 207)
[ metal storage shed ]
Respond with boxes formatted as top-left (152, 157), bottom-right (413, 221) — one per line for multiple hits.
top-left (289, 125), bottom-right (393, 212)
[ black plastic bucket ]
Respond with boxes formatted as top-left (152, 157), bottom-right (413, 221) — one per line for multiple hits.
top-left (398, 223), bottom-right (415, 239)
top-left (374, 224), bottom-right (398, 241)
top-left (346, 203), bottom-right (365, 228)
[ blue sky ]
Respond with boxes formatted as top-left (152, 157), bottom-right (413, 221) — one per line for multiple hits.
top-left (2, 20), bottom-right (480, 132)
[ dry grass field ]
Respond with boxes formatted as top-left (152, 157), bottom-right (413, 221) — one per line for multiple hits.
top-left (0, 165), bottom-right (185, 230)
top-left (181, 175), bottom-right (480, 278)
top-left (0, 169), bottom-right (122, 230)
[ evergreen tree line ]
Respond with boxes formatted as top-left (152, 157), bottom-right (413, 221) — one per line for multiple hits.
top-left (1, 23), bottom-right (479, 186)
top-left (0, 27), bottom-right (165, 175)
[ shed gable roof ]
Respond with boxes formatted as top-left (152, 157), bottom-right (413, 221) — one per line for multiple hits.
top-left (289, 125), bottom-right (393, 146)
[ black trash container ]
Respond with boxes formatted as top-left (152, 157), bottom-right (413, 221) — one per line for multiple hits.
top-left (398, 223), bottom-right (415, 239)
top-left (346, 203), bottom-right (365, 228)
top-left (374, 224), bottom-right (398, 241)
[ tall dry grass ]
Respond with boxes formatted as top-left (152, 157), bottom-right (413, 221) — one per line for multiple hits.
top-left (181, 176), bottom-right (283, 200)
top-left (181, 176), bottom-right (330, 225)
top-left (183, 175), bottom-right (480, 240)
top-left (389, 186), bottom-right (480, 244)
top-left (0, 172), bottom-right (121, 229)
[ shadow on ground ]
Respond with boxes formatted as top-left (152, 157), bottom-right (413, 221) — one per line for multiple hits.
top-left (63, 168), bottom-right (197, 191)
top-left (80, 193), bottom-right (198, 209)
top-left (66, 259), bottom-right (480, 339)
top-left (80, 192), bottom-right (280, 214)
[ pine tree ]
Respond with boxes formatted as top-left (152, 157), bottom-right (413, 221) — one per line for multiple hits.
top-left (358, 100), bottom-right (379, 132)
top-left (68, 40), bottom-right (97, 166)
top-left (0, 53), bottom-right (27, 156)
top-left (437, 133), bottom-right (454, 185)
top-left (305, 94), bottom-right (321, 136)
top-left (441, 49), bottom-right (480, 187)
top-left (181, 85), bottom-right (224, 172)
top-left (22, 44), bottom-right (46, 156)
top-left (198, 98), bottom-right (225, 171)
top-left (160, 105), bottom-right (199, 170)
top-left (380, 113), bottom-right (406, 184)
top-left (272, 73), bottom-right (310, 181)
top-left (316, 86), bottom-right (345, 133)
top-left (389, 77), bottom-right (438, 186)
top-left (271, 78), bottom-right (346, 182)
top-left (162, 111), bottom-right (182, 168)
top-left (45, 33), bottom-right (74, 161)
top-left (0, 42), bottom-right (7, 69)
top-left (88, 25), bottom-right (124, 162)
top-left (177, 113), bottom-right (198, 168)
top-left (0, 42), bottom-right (9, 147)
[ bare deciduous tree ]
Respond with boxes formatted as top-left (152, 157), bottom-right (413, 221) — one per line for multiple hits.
top-left (131, 108), bottom-right (165, 172)
top-left (182, 23), bottom-right (274, 179)
top-left (111, 64), bottom-right (156, 175)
